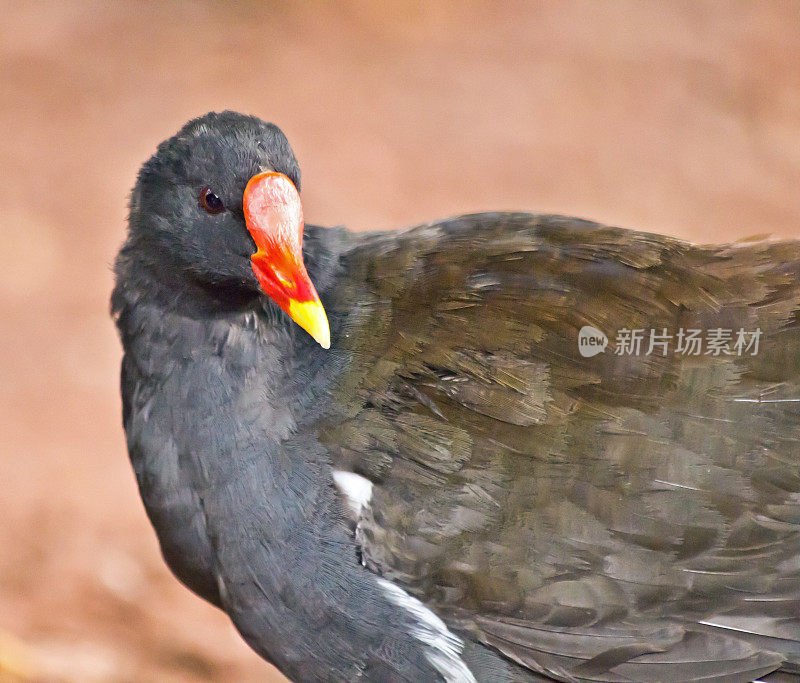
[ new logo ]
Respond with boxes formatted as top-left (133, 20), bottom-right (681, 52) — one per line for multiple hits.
top-left (578, 326), bottom-right (608, 357)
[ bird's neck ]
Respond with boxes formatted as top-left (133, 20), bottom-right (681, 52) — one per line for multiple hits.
top-left (115, 269), bottom-right (331, 427)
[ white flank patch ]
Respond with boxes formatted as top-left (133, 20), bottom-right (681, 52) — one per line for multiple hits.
top-left (377, 578), bottom-right (476, 683)
top-left (331, 470), bottom-right (373, 517)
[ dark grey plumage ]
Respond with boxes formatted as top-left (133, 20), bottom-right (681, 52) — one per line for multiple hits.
top-left (113, 111), bottom-right (800, 682)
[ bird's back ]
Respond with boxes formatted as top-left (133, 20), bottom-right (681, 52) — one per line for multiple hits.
top-left (314, 212), bottom-right (800, 681)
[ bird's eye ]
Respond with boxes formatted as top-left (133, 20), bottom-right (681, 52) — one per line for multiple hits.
top-left (199, 186), bottom-right (225, 215)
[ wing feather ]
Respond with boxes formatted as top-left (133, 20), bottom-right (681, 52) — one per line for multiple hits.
top-left (317, 213), bottom-right (800, 681)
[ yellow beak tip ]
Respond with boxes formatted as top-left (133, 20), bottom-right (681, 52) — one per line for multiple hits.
top-left (287, 299), bottom-right (331, 349)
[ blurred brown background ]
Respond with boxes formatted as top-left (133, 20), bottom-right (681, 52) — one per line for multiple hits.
top-left (1, 1), bottom-right (798, 680)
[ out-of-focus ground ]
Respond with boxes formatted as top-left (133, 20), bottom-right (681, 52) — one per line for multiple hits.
top-left (0, 1), bottom-right (798, 680)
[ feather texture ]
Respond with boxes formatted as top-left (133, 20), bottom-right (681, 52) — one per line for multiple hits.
top-left (313, 213), bottom-right (800, 681)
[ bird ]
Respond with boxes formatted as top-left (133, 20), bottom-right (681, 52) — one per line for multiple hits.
top-left (112, 111), bottom-right (800, 682)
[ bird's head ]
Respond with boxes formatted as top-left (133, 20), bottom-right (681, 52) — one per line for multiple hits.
top-left (127, 111), bottom-right (329, 348)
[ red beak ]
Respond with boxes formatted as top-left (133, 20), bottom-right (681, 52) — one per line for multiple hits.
top-left (243, 172), bottom-right (330, 348)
